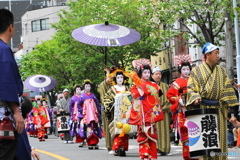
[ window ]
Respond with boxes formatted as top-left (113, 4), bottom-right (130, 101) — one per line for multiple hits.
top-left (31, 18), bottom-right (49, 32)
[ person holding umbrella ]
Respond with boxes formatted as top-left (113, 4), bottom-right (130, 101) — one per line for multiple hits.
top-left (0, 9), bottom-right (25, 160)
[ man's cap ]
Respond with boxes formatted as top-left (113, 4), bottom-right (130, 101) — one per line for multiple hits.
top-left (63, 89), bottom-right (69, 93)
top-left (152, 66), bottom-right (162, 74)
top-left (202, 42), bottom-right (219, 54)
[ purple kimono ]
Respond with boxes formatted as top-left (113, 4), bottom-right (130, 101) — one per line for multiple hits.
top-left (78, 93), bottom-right (102, 140)
top-left (69, 95), bottom-right (81, 137)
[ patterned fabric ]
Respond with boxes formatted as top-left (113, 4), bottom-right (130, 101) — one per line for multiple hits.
top-left (187, 62), bottom-right (239, 160)
top-left (98, 81), bottom-right (112, 150)
top-left (103, 85), bottom-right (132, 151)
top-left (130, 81), bottom-right (163, 125)
top-left (202, 42), bottom-right (219, 54)
top-left (156, 82), bottom-right (171, 153)
top-left (174, 54), bottom-right (192, 66)
top-left (78, 93), bottom-right (102, 145)
top-left (137, 126), bottom-right (158, 159)
top-left (152, 66), bottom-right (162, 73)
top-left (129, 75), bottom-right (163, 159)
top-left (132, 58), bottom-right (152, 70)
top-left (112, 134), bottom-right (129, 151)
top-left (69, 95), bottom-right (81, 137)
top-left (167, 77), bottom-right (190, 159)
top-left (83, 99), bottom-right (99, 124)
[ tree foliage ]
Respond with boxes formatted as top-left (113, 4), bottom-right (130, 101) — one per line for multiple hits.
top-left (153, 0), bottom-right (239, 46)
top-left (20, 0), bottom-right (240, 100)
top-left (20, 0), bottom-right (165, 98)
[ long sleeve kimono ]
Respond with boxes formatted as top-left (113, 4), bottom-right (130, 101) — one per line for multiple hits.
top-left (187, 62), bottom-right (239, 160)
top-left (103, 85), bottom-right (132, 151)
top-left (78, 93), bottom-right (102, 146)
top-left (129, 72), bottom-right (163, 160)
top-left (32, 105), bottom-right (49, 141)
top-left (98, 80), bottom-right (112, 150)
top-left (69, 95), bottom-right (81, 137)
top-left (156, 82), bottom-right (171, 154)
top-left (167, 77), bottom-right (190, 159)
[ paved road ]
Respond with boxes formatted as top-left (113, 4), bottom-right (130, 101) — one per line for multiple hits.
top-left (29, 135), bottom-right (240, 160)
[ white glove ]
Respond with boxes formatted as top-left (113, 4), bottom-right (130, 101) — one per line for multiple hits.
top-left (179, 98), bottom-right (185, 106)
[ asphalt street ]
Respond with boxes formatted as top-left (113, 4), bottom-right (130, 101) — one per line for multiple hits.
top-left (28, 135), bottom-right (240, 160)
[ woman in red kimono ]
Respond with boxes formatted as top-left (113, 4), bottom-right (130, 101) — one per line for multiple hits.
top-left (166, 57), bottom-right (194, 160)
top-left (129, 59), bottom-right (164, 160)
top-left (32, 99), bottom-right (49, 142)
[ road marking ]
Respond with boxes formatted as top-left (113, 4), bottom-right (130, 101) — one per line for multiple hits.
top-left (36, 149), bottom-right (70, 160)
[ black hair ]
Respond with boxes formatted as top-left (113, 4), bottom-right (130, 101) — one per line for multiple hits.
top-left (112, 71), bottom-right (129, 85)
top-left (0, 9), bottom-right (14, 34)
top-left (82, 80), bottom-right (92, 90)
top-left (21, 96), bottom-right (33, 119)
top-left (178, 61), bottom-right (192, 73)
top-left (73, 85), bottom-right (81, 92)
top-left (137, 65), bottom-right (152, 78)
top-left (36, 98), bottom-right (42, 104)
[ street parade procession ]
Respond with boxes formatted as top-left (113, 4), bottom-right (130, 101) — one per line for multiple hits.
top-left (1, 0), bottom-right (240, 160)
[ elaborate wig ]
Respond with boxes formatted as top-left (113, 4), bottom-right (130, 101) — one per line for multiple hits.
top-left (113, 71), bottom-right (129, 85)
top-left (178, 61), bottom-right (192, 73)
top-left (73, 84), bottom-right (81, 92)
top-left (137, 64), bottom-right (152, 78)
top-left (82, 79), bottom-right (92, 89)
top-left (174, 54), bottom-right (192, 74)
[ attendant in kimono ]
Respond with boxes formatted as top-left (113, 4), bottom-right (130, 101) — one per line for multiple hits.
top-left (79, 79), bottom-right (102, 149)
top-left (69, 85), bottom-right (85, 146)
top-left (151, 66), bottom-right (171, 156)
top-left (186, 42), bottom-right (239, 160)
top-left (103, 70), bottom-right (132, 156)
top-left (32, 99), bottom-right (49, 142)
top-left (42, 99), bottom-right (51, 139)
top-left (129, 59), bottom-right (164, 160)
top-left (98, 67), bottom-right (112, 152)
top-left (57, 89), bottom-right (73, 144)
top-left (166, 58), bottom-right (193, 160)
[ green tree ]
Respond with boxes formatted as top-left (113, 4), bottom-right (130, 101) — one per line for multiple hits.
top-left (152, 0), bottom-right (240, 46)
top-left (20, 0), bottom-right (167, 92)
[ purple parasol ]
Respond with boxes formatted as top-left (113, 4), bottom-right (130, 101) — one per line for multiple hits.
top-left (72, 21), bottom-right (141, 47)
top-left (24, 74), bottom-right (56, 92)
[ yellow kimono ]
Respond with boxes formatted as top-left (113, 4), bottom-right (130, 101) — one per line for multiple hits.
top-left (156, 82), bottom-right (171, 154)
top-left (187, 62), bottom-right (238, 160)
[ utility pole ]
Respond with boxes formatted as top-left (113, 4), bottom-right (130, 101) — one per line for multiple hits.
top-left (233, 0), bottom-right (240, 113)
top-left (224, 11), bottom-right (234, 80)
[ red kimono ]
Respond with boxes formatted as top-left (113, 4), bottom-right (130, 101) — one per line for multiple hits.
top-left (129, 78), bottom-right (164, 160)
top-left (32, 105), bottom-right (49, 141)
top-left (167, 77), bottom-right (191, 160)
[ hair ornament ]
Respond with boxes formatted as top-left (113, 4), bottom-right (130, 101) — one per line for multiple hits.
top-left (82, 79), bottom-right (92, 85)
top-left (108, 69), bottom-right (129, 79)
top-left (132, 58), bottom-right (152, 70)
top-left (174, 54), bottom-right (192, 66)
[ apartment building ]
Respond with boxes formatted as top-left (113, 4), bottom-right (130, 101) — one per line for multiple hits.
top-left (21, 0), bottom-right (68, 55)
